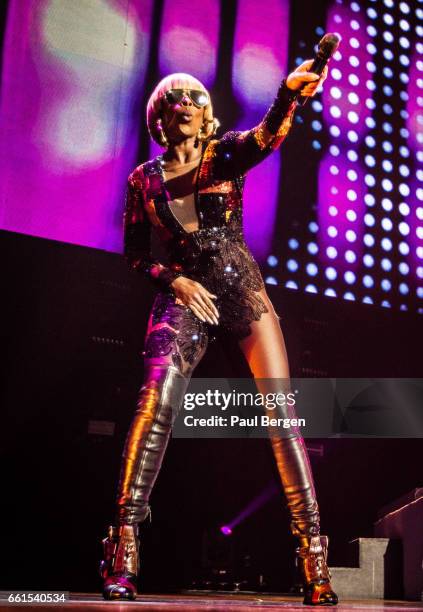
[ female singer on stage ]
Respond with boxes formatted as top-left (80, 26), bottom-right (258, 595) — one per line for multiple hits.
top-left (100, 59), bottom-right (338, 605)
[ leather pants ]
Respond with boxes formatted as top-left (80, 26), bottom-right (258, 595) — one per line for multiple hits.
top-left (115, 291), bottom-right (320, 538)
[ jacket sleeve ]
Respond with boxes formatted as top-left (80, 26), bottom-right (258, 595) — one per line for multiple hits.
top-left (123, 170), bottom-right (183, 291)
top-left (213, 79), bottom-right (299, 178)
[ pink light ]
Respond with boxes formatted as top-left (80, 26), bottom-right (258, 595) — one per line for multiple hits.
top-left (0, 0), bottom-right (155, 252)
top-left (159, 0), bottom-right (219, 86)
top-left (220, 481), bottom-right (278, 535)
top-left (231, 0), bottom-right (290, 261)
top-left (220, 525), bottom-right (232, 536)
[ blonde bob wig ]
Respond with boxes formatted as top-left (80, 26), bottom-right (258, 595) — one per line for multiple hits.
top-left (146, 72), bottom-right (219, 148)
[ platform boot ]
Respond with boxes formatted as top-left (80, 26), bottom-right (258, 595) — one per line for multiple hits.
top-left (296, 533), bottom-right (338, 605)
top-left (100, 362), bottom-right (193, 600)
top-left (265, 416), bottom-right (338, 606)
top-left (100, 524), bottom-right (139, 600)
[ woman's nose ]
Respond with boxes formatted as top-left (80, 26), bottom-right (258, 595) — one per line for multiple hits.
top-left (180, 93), bottom-right (192, 106)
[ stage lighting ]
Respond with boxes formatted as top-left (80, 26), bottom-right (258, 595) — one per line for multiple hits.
top-left (364, 234), bottom-right (375, 247)
top-left (382, 178), bottom-right (393, 191)
top-left (399, 242), bottom-right (410, 256)
top-left (363, 213), bottom-right (375, 227)
top-left (305, 284), bottom-right (318, 293)
top-left (326, 267), bottom-right (337, 280)
top-left (399, 222), bottom-right (410, 236)
top-left (381, 238), bottom-right (393, 251)
top-left (285, 280), bottom-right (298, 290)
top-left (324, 288), bottom-right (337, 297)
top-left (306, 263), bottom-right (318, 276)
top-left (382, 218), bottom-right (393, 231)
top-left (220, 526), bottom-right (232, 536)
top-left (330, 105), bottom-right (341, 118)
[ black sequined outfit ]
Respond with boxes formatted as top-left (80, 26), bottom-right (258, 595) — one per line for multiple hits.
top-left (112, 78), bottom-right (323, 542)
top-left (102, 76), bottom-right (339, 606)
top-left (123, 79), bottom-right (298, 340)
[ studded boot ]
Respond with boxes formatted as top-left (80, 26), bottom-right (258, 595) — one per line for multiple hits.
top-left (100, 524), bottom-right (139, 601)
top-left (100, 364), bottom-right (192, 600)
top-left (296, 534), bottom-right (338, 605)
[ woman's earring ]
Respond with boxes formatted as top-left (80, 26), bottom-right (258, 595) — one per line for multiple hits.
top-left (197, 119), bottom-right (220, 144)
top-left (196, 123), bottom-right (210, 146)
top-left (156, 119), bottom-right (169, 148)
top-left (210, 118), bottom-right (220, 137)
top-left (194, 129), bottom-right (201, 149)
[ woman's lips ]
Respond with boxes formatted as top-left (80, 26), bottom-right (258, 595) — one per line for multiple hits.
top-left (178, 112), bottom-right (193, 123)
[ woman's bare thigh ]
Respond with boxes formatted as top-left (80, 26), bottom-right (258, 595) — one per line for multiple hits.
top-left (237, 287), bottom-right (291, 380)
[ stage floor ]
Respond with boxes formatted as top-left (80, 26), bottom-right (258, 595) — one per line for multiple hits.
top-left (1, 592), bottom-right (422, 611)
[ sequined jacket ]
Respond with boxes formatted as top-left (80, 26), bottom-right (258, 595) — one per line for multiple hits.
top-left (123, 80), bottom-right (298, 338)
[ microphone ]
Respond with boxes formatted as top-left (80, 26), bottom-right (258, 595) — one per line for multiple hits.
top-left (297, 33), bottom-right (341, 107)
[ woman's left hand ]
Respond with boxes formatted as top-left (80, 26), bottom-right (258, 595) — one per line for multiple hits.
top-left (286, 59), bottom-right (329, 96)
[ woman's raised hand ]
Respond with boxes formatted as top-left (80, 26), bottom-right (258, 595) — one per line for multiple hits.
top-left (170, 276), bottom-right (219, 325)
top-left (286, 59), bottom-right (329, 97)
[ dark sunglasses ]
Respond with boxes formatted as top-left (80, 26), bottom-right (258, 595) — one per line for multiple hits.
top-left (163, 89), bottom-right (209, 108)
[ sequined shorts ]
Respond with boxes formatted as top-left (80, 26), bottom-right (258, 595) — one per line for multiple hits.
top-left (169, 228), bottom-right (270, 340)
top-left (142, 282), bottom-right (270, 377)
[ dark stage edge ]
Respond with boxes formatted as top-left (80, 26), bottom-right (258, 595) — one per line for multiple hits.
top-left (1, 592), bottom-right (422, 611)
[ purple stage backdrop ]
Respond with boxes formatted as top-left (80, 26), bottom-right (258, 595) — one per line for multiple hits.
top-left (0, 0), bottom-right (155, 251)
top-left (0, 0), bottom-right (422, 313)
